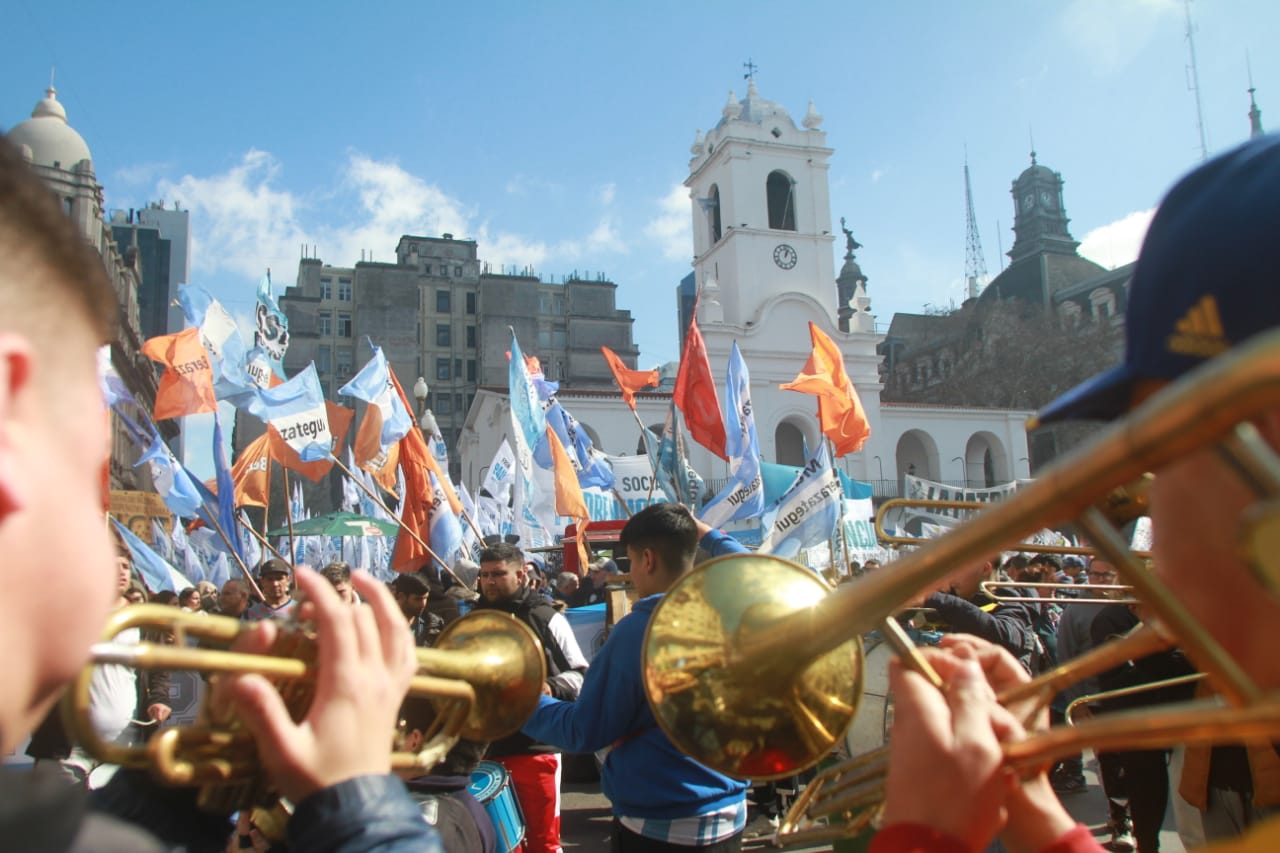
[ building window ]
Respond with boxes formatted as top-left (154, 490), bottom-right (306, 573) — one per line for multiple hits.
top-left (318, 311), bottom-right (332, 336)
top-left (552, 329), bottom-right (567, 348)
top-left (320, 277), bottom-right (333, 300)
top-left (338, 278), bottom-right (352, 301)
top-left (707, 183), bottom-right (722, 243)
top-left (336, 348), bottom-right (353, 378)
top-left (466, 292), bottom-right (477, 314)
top-left (436, 323), bottom-right (451, 347)
top-left (766, 170), bottom-right (796, 231)
top-left (435, 395), bottom-right (453, 415)
top-left (455, 357), bottom-right (462, 375)
top-left (466, 359), bottom-right (476, 381)
top-left (466, 325), bottom-right (476, 348)
top-left (423, 264), bottom-right (431, 275)
top-left (436, 358), bottom-right (451, 381)
top-left (454, 265), bottom-right (463, 277)
top-left (317, 346), bottom-right (331, 375)
top-left (437, 290), bottom-right (451, 313)
top-left (538, 328), bottom-right (552, 349)
top-left (454, 392), bottom-right (463, 412)
top-left (1089, 287), bottom-right (1116, 321)
top-left (338, 312), bottom-right (352, 337)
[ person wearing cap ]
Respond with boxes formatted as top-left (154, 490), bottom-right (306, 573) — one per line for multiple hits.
top-left (569, 557), bottom-right (618, 608)
top-left (872, 135), bottom-right (1280, 853)
top-left (245, 558), bottom-right (298, 621)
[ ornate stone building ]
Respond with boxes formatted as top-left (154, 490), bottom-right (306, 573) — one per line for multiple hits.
top-left (6, 87), bottom-right (172, 487)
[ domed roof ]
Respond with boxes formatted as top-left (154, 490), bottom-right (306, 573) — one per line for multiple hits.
top-left (716, 79), bottom-right (795, 130)
top-left (7, 87), bottom-right (92, 170)
top-left (1014, 150), bottom-right (1055, 185)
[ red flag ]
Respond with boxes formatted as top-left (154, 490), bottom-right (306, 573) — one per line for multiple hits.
top-left (547, 425), bottom-right (591, 573)
top-left (673, 319), bottom-right (727, 460)
top-left (230, 432), bottom-right (273, 508)
top-left (141, 327), bottom-right (216, 419)
top-left (779, 322), bottom-right (871, 456)
top-left (268, 402), bottom-right (354, 482)
top-left (600, 346), bottom-right (659, 410)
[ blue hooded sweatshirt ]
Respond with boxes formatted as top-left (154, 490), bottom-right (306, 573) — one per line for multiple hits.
top-left (520, 530), bottom-right (749, 820)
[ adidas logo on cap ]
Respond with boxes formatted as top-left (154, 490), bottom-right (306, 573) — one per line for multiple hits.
top-left (1167, 295), bottom-right (1229, 357)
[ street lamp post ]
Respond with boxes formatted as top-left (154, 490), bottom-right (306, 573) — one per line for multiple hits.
top-left (951, 455), bottom-right (966, 485)
top-left (872, 455), bottom-right (885, 481)
top-left (413, 376), bottom-right (440, 438)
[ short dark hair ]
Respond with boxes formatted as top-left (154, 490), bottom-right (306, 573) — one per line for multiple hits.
top-left (0, 137), bottom-right (116, 352)
top-left (1031, 553), bottom-right (1063, 573)
top-left (619, 503), bottom-right (698, 575)
top-left (390, 573), bottom-right (430, 597)
top-left (478, 541), bottom-right (523, 566)
top-left (321, 561), bottom-right (352, 586)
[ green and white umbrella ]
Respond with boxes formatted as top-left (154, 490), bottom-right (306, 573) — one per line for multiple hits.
top-left (267, 511), bottom-right (399, 538)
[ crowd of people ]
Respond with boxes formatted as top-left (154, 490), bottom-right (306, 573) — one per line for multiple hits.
top-left (3, 125), bottom-right (1280, 853)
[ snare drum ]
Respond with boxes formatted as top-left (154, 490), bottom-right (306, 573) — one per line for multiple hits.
top-left (468, 760), bottom-right (526, 853)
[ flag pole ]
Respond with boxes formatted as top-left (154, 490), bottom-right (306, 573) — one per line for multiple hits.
top-left (826, 437), bottom-right (853, 578)
top-left (329, 454), bottom-right (466, 587)
top-left (202, 511), bottom-right (265, 601)
top-left (237, 513), bottom-right (288, 562)
top-left (283, 466), bottom-right (297, 565)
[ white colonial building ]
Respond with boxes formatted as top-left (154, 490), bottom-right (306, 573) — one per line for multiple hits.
top-left (460, 80), bottom-right (1030, 509)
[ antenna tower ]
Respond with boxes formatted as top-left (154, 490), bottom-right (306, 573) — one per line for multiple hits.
top-left (963, 156), bottom-right (988, 300)
top-left (1184, 0), bottom-right (1209, 160)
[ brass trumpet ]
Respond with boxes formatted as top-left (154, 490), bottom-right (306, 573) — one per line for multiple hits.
top-left (642, 330), bottom-right (1280, 842)
top-left (66, 604), bottom-right (545, 812)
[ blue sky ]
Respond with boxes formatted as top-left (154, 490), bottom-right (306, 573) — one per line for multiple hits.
top-left (3, 0), bottom-right (1275, 370)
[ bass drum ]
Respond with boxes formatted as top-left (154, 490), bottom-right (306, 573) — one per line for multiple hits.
top-left (468, 760), bottom-right (526, 853)
top-left (841, 635), bottom-right (893, 759)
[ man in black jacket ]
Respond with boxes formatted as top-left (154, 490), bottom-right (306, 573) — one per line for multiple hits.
top-left (910, 555), bottom-right (1041, 675)
top-left (473, 542), bottom-right (589, 853)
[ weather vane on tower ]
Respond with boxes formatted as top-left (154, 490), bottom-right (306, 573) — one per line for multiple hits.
top-left (743, 59), bottom-right (758, 81)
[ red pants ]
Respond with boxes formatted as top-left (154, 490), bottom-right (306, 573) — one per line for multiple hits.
top-left (497, 752), bottom-right (562, 853)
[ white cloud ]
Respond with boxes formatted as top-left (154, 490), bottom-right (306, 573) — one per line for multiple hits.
top-left (870, 168), bottom-right (884, 184)
top-left (585, 218), bottom-right (627, 254)
top-left (113, 161), bottom-right (174, 189)
top-left (598, 183), bottom-right (616, 206)
top-left (644, 183), bottom-right (691, 262)
top-left (1078, 208), bottom-right (1155, 269)
top-left (158, 149), bottom-right (306, 282)
top-left (1058, 0), bottom-right (1178, 74)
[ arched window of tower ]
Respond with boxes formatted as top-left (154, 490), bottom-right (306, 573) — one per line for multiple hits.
top-left (708, 184), bottom-right (722, 244)
top-left (766, 170), bottom-right (797, 231)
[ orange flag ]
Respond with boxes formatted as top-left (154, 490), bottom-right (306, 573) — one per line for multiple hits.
top-left (268, 401), bottom-right (355, 482)
top-left (230, 431), bottom-right (273, 508)
top-left (673, 318), bottom-right (728, 460)
top-left (547, 424), bottom-right (591, 574)
top-left (601, 346), bottom-right (659, 410)
top-left (779, 322), bottom-right (871, 457)
top-left (354, 407), bottom-right (401, 495)
top-left (388, 370), bottom-right (462, 515)
top-left (141, 327), bottom-right (216, 420)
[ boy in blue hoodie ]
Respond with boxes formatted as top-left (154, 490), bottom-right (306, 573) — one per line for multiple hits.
top-left (522, 503), bottom-right (749, 851)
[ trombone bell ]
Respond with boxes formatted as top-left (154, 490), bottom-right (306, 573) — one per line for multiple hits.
top-left (644, 554), bottom-right (862, 780)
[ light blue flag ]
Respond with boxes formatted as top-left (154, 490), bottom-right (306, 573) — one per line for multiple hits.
top-left (758, 442), bottom-right (842, 560)
top-left (427, 470), bottom-right (464, 570)
top-left (111, 517), bottom-right (194, 593)
top-left (339, 342), bottom-right (412, 448)
top-left (533, 402), bottom-right (616, 491)
top-left (137, 434), bottom-right (205, 518)
top-left (212, 411), bottom-right (246, 565)
top-left (646, 401), bottom-right (683, 503)
top-left (508, 331), bottom-right (546, 451)
top-left (178, 284), bottom-right (254, 402)
top-left (208, 552), bottom-right (232, 590)
top-left (245, 363), bottom-right (332, 462)
top-left (97, 345), bottom-right (135, 407)
top-left (254, 274), bottom-right (290, 379)
top-left (700, 342), bottom-right (764, 527)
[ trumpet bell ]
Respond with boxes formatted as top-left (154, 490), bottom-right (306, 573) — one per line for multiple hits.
top-left (643, 553), bottom-right (862, 780)
top-left (432, 610), bottom-right (546, 741)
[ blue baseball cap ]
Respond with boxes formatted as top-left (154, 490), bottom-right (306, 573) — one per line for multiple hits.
top-left (1035, 135), bottom-right (1280, 426)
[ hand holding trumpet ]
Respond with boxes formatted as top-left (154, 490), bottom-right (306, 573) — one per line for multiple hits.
top-left (217, 567), bottom-right (418, 804)
top-left (881, 636), bottom-right (1078, 853)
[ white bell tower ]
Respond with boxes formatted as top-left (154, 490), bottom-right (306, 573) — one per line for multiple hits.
top-left (687, 80), bottom-right (837, 328)
top-left (680, 78), bottom-right (885, 480)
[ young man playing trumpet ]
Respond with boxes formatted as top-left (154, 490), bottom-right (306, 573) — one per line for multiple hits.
top-left (0, 135), bottom-right (440, 851)
top-left (873, 134), bottom-right (1280, 853)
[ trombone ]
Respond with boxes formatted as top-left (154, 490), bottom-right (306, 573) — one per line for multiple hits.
top-left (641, 329), bottom-right (1280, 843)
top-left (979, 580), bottom-right (1137, 606)
top-left (66, 604), bottom-right (546, 813)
